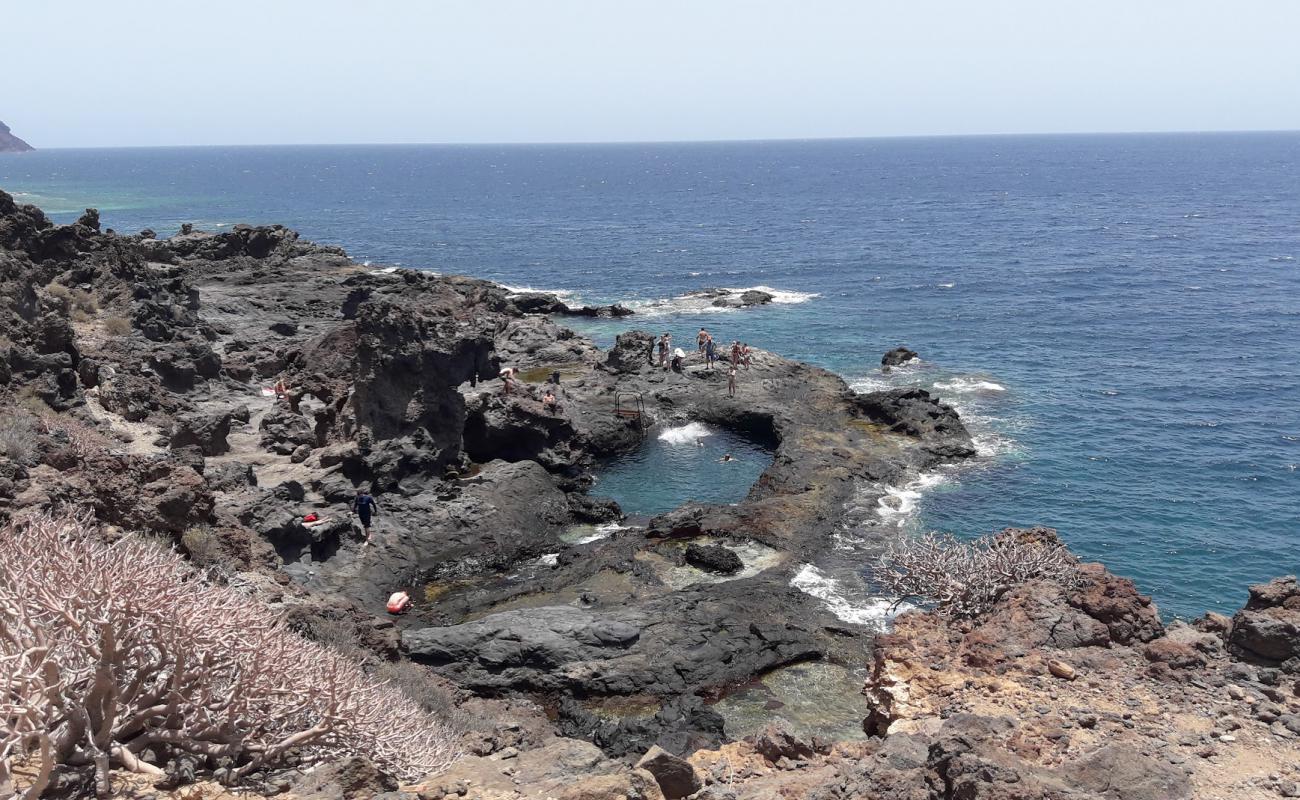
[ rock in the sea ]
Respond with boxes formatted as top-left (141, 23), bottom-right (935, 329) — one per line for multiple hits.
top-left (881, 346), bottom-right (919, 367)
top-left (710, 289), bottom-right (773, 308)
top-left (1228, 575), bottom-right (1300, 666)
top-left (684, 542), bottom-right (743, 574)
top-left (635, 745), bottom-right (702, 799)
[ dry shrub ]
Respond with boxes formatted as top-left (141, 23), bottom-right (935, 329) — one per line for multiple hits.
top-left (0, 413), bottom-right (38, 463)
top-left (69, 289), bottom-right (98, 314)
top-left (875, 529), bottom-right (1082, 619)
top-left (42, 282), bottom-right (71, 302)
top-left (179, 525), bottom-right (223, 568)
top-left (103, 316), bottom-right (132, 337)
top-left (0, 512), bottom-right (460, 798)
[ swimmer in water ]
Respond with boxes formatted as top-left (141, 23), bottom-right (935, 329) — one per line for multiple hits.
top-left (719, 453), bottom-right (735, 463)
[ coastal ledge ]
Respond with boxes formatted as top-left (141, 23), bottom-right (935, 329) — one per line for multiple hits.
top-left (1, 190), bottom-right (1297, 800)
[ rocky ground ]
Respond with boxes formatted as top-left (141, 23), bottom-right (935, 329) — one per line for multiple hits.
top-left (2, 189), bottom-right (1297, 799)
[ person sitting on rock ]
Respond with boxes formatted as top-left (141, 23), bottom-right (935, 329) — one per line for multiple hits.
top-left (350, 488), bottom-right (379, 545)
top-left (542, 388), bottom-right (561, 414)
top-left (272, 377), bottom-right (289, 402)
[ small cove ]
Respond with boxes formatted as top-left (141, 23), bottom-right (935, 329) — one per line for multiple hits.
top-left (591, 421), bottom-right (772, 516)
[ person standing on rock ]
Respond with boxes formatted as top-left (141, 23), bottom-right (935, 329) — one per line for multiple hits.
top-left (500, 366), bottom-right (515, 396)
top-left (658, 333), bottom-right (671, 368)
top-left (705, 335), bottom-right (717, 370)
top-left (730, 340), bottom-right (741, 367)
top-left (697, 328), bottom-right (709, 352)
top-left (727, 364), bottom-right (737, 397)
top-left (351, 488), bottom-right (379, 545)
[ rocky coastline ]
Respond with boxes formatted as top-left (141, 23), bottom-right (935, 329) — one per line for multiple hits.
top-left (2, 189), bottom-right (1297, 799)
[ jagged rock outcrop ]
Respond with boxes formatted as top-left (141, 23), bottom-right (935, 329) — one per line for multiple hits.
top-left (881, 346), bottom-right (919, 367)
top-left (1229, 576), bottom-right (1300, 667)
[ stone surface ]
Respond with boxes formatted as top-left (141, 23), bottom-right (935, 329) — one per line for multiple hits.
top-left (634, 745), bottom-right (702, 799)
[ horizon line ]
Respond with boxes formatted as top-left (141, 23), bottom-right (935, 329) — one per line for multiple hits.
top-left (11, 127), bottom-right (1300, 151)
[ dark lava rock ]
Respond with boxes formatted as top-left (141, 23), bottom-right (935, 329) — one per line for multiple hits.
top-left (509, 292), bottom-right (568, 314)
top-left (684, 542), bottom-right (743, 574)
top-left (568, 492), bottom-right (622, 523)
top-left (604, 330), bottom-right (656, 374)
top-left (259, 406), bottom-right (316, 455)
top-left (635, 745), bottom-right (703, 799)
top-left (269, 320), bottom-right (298, 336)
top-left (881, 346), bottom-right (919, 367)
top-left (1229, 576), bottom-right (1300, 665)
top-left (853, 388), bottom-right (975, 461)
top-left (1060, 743), bottom-right (1191, 800)
top-left (169, 409), bottom-right (233, 456)
top-left (712, 291), bottom-right (769, 309)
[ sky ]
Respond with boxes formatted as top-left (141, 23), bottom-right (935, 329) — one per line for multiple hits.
top-left (4, 0), bottom-right (1299, 147)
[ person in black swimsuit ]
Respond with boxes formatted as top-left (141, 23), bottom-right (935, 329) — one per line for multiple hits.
top-left (351, 488), bottom-right (379, 545)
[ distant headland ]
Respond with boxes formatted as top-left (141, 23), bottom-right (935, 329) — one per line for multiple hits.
top-left (0, 120), bottom-right (34, 152)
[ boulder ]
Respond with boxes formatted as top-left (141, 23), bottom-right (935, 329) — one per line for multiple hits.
top-left (1060, 744), bottom-right (1192, 800)
top-left (852, 388), bottom-right (975, 462)
top-left (605, 330), bottom-right (656, 374)
top-left (287, 755), bottom-right (397, 800)
top-left (169, 409), bottom-right (233, 456)
top-left (881, 346), bottom-right (919, 367)
top-left (1228, 576), bottom-right (1300, 665)
top-left (749, 721), bottom-right (818, 763)
top-left (259, 406), bottom-right (316, 455)
top-left (634, 745), bottom-right (702, 799)
top-left (684, 543), bottom-right (743, 574)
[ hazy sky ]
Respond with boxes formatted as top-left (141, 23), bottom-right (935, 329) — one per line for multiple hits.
top-left (5, 1), bottom-right (1299, 147)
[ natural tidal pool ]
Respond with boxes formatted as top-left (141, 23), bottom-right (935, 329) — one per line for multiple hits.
top-left (591, 422), bottom-right (772, 516)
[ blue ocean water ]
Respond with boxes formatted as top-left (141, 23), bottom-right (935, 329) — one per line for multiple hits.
top-left (3, 134), bottom-right (1298, 618)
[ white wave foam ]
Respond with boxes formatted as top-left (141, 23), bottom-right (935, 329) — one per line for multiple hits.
top-left (500, 284), bottom-right (580, 303)
top-left (937, 282), bottom-right (955, 289)
top-left (537, 553), bottom-right (559, 566)
top-left (790, 564), bottom-right (910, 626)
top-left (626, 286), bottom-right (819, 317)
top-left (932, 378), bottom-right (1006, 394)
top-left (658, 421), bottom-right (713, 444)
top-left (877, 471), bottom-right (949, 520)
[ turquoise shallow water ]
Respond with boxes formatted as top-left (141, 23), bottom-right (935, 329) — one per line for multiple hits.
top-left (592, 421), bottom-right (771, 517)
top-left (3, 134), bottom-right (1298, 618)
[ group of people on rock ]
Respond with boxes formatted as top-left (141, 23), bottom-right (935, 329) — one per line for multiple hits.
top-left (497, 365), bottom-right (565, 415)
top-left (654, 328), bottom-right (751, 397)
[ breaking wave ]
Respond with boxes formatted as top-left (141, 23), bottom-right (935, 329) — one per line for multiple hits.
top-left (626, 286), bottom-right (819, 317)
top-left (657, 421), bottom-right (713, 445)
top-left (791, 564), bottom-right (910, 627)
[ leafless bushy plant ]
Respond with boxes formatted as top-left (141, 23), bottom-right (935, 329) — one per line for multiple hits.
top-left (0, 414), bottom-right (38, 463)
top-left (875, 530), bottom-right (1083, 619)
top-left (69, 289), bottom-right (98, 315)
top-left (0, 512), bottom-right (460, 798)
top-left (103, 316), bottom-right (132, 337)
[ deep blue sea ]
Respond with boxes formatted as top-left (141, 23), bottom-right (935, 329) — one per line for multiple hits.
top-left (3, 134), bottom-right (1298, 619)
